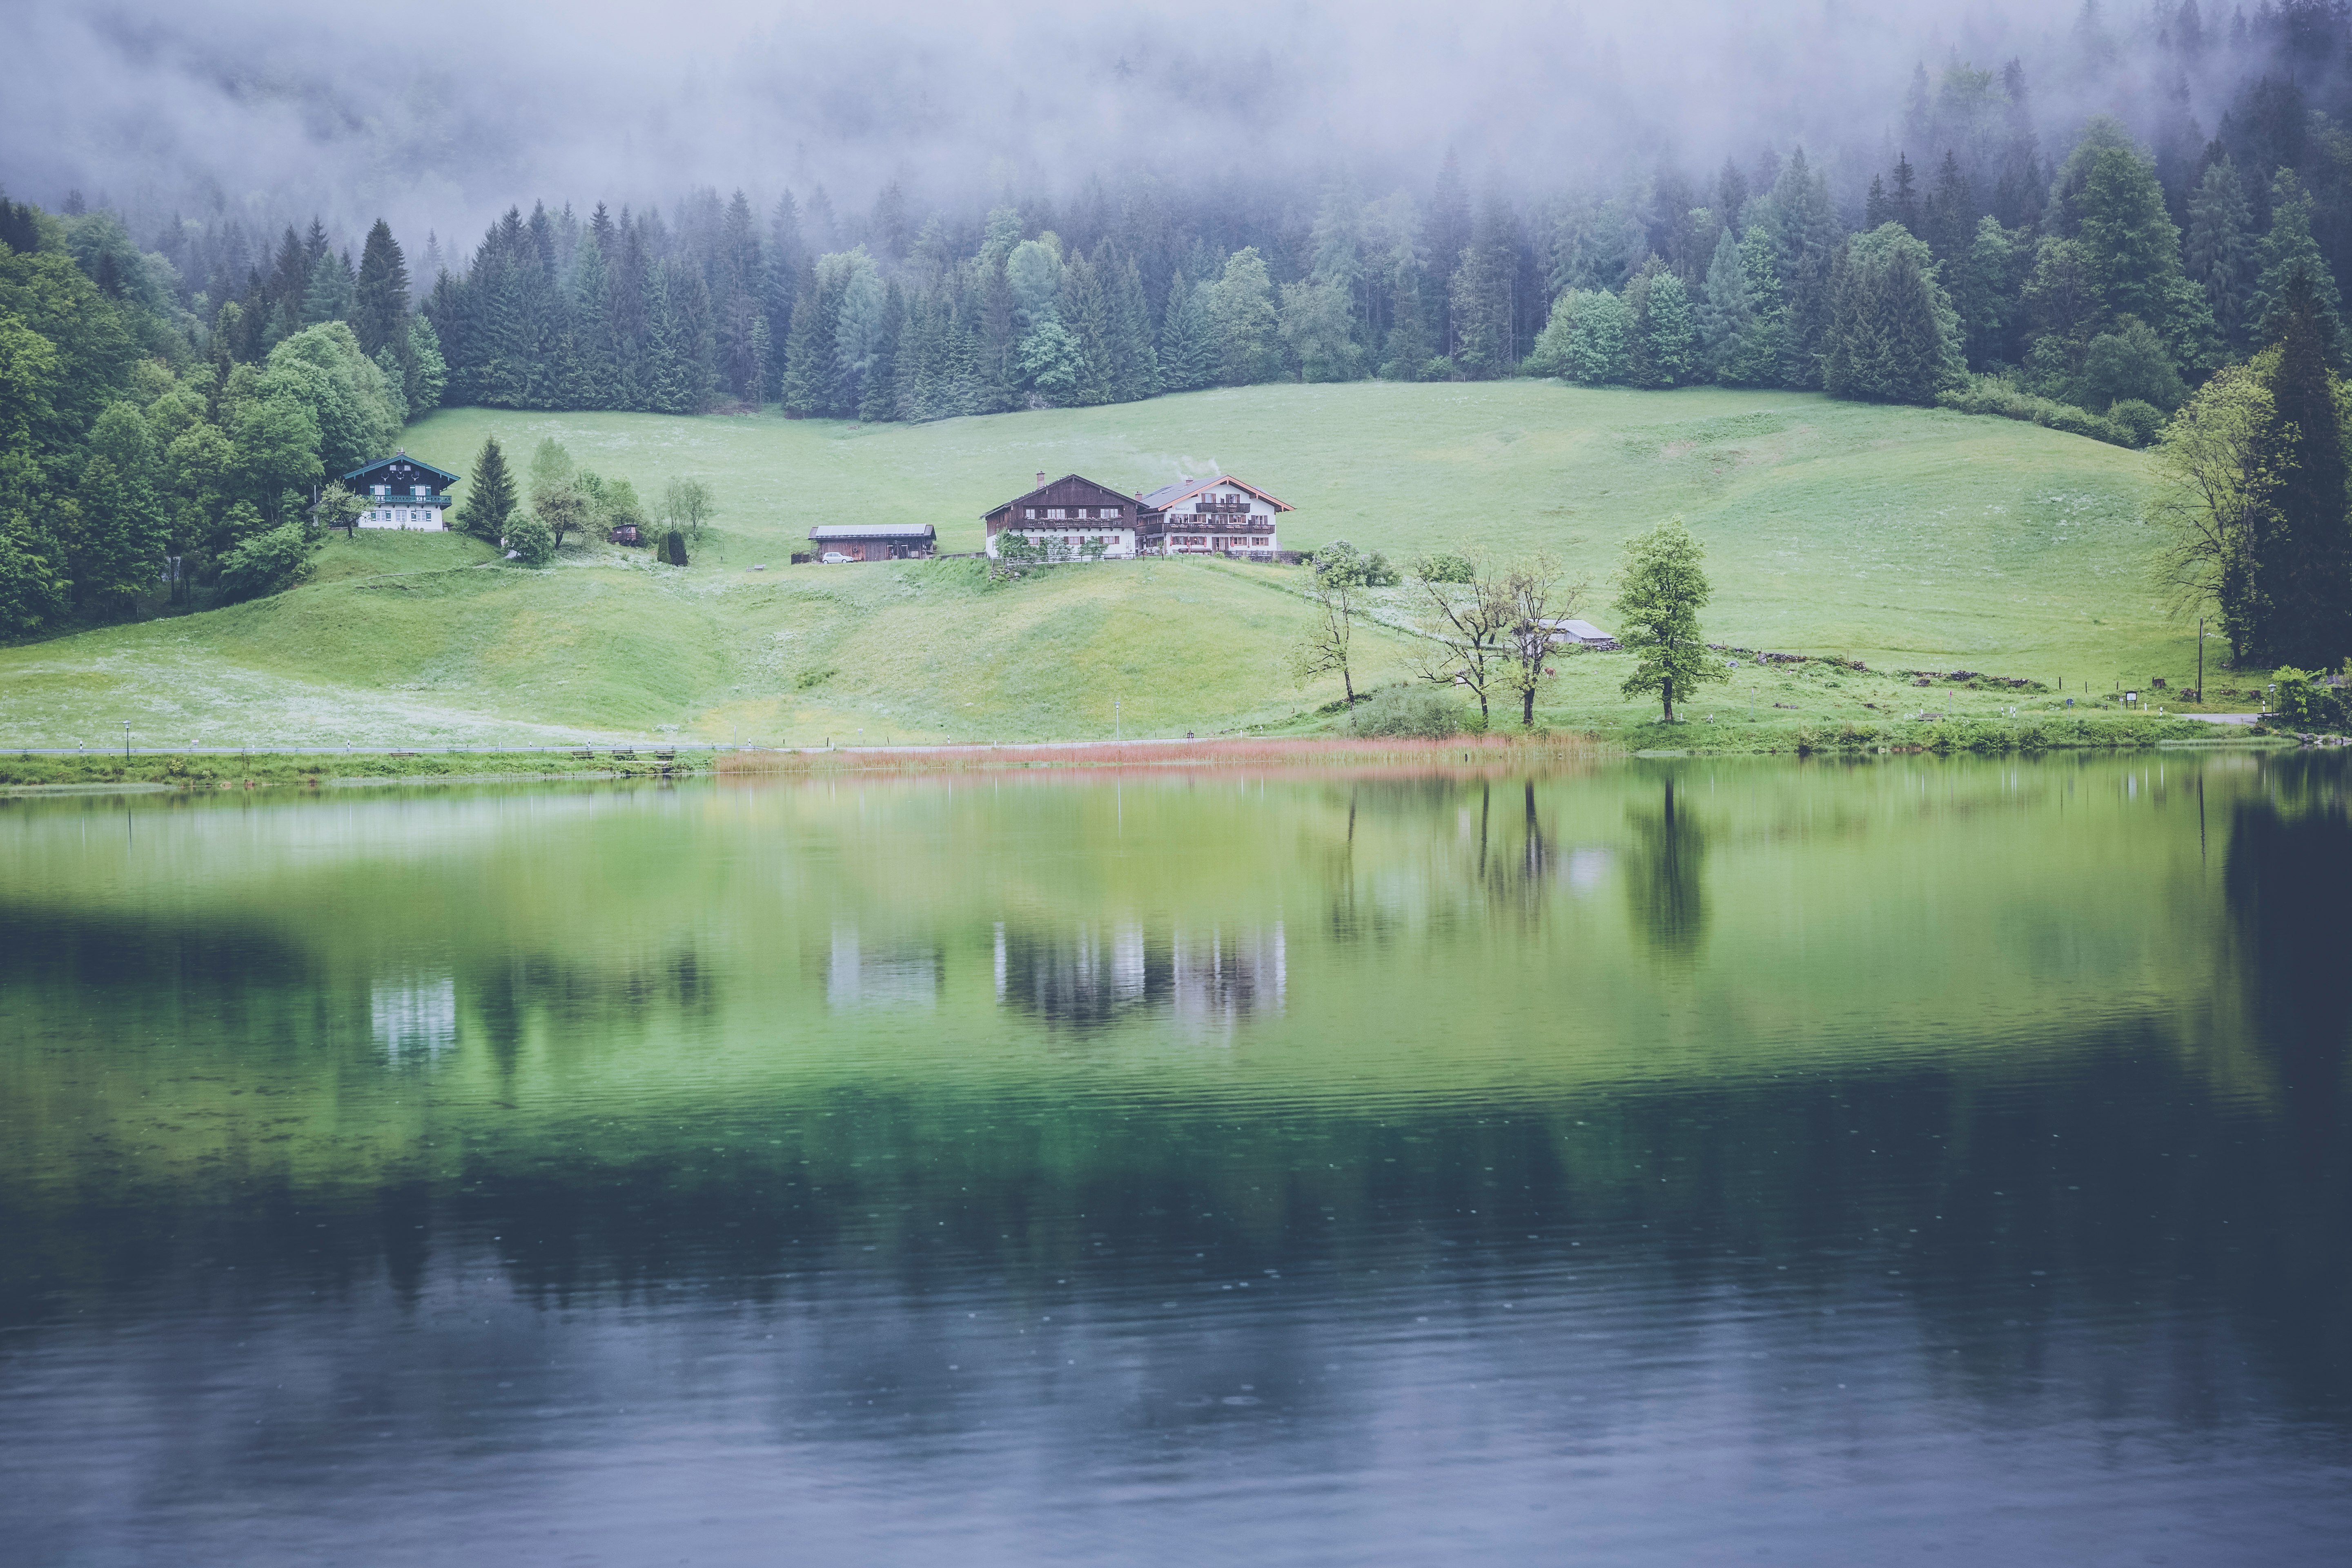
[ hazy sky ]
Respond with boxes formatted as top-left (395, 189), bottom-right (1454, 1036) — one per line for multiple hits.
top-left (7, 1), bottom-right (2077, 238)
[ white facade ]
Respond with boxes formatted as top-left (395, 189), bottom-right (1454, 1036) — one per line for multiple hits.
top-left (984, 504), bottom-right (1138, 561)
top-left (1155, 487), bottom-right (1281, 556)
top-left (356, 482), bottom-right (448, 530)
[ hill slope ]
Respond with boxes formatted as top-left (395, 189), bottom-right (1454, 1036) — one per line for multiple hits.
top-left (0, 384), bottom-right (2196, 748)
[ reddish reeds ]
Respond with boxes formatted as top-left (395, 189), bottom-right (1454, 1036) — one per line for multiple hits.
top-left (713, 731), bottom-right (1601, 777)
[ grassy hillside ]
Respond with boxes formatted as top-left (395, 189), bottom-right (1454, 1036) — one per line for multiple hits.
top-left (0, 383), bottom-right (2221, 749)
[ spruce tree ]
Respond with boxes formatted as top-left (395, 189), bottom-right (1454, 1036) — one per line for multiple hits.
top-left (1160, 274), bottom-right (1208, 390)
top-left (2252, 172), bottom-right (2344, 346)
top-left (858, 283), bottom-right (904, 422)
top-left (457, 436), bottom-right (516, 542)
top-left (352, 219), bottom-right (410, 357)
top-left (2185, 157), bottom-right (2256, 348)
top-left (2261, 268), bottom-right (2352, 668)
top-left (302, 249), bottom-right (353, 328)
top-left (780, 268), bottom-right (824, 416)
top-left (1698, 228), bottom-right (1753, 381)
top-left (1642, 273), bottom-right (1697, 385)
top-left (568, 231), bottom-right (618, 408)
top-left (1059, 249), bottom-right (1114, 405)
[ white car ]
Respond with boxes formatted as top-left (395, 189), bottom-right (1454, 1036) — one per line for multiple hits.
top-left (821, 551), bottom-right (850, 564)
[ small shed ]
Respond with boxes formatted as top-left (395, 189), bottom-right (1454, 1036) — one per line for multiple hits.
top-left (809, 523), bottom-right (937, 561)
top-left (1544, 619), bottom-right (1617, 648)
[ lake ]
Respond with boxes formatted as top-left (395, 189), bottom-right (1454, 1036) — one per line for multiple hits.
top-left (2, 755), bottom-right (2347, 1565)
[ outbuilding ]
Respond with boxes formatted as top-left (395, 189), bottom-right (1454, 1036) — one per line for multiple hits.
top-left (983, 473), bottom-right (1140, 561)
top-left (808, 523), bottom-right (937, 561)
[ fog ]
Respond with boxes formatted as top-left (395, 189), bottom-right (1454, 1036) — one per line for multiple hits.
top-left (4, 0), bottom-right (2089, 242)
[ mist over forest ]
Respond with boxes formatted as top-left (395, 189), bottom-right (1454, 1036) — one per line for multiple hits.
top-left (12, 1), bottom-right (2352, 646)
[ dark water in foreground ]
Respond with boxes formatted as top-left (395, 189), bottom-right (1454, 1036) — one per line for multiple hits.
top-left (1, 756), bottom-right (2348, 1565)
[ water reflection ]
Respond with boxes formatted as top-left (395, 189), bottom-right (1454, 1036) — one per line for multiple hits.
top-left (1625, 776), bottom-right (1708, 959)
top-left (1, 759), bottom-right (2348, 1565)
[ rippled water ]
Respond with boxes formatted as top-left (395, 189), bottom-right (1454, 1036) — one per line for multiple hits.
top-left (2, 756), bottom-right (2348, 1564)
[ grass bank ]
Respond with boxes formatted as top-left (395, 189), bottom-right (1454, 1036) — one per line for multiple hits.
top-left (2, 382), bottom-right (2237, 748)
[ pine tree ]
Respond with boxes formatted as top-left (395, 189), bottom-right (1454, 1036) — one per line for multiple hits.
top-left (1160, 273), bottom-right (1208, 390)
top-left (1697, 228), bottom-right (1754, 382)
top-left (2252, 171), bottom-right (2344, 346)
top-left (301, 249), bottom-right (353, 328)
top-left (2185, 157), bottom-right (2256, 348)
top-left (1822, 225), bottom-right (1961, 405)
top-left (1380, 257), bottom-right (1432, 379)
top-left (1428, 150), bottom-right (1472, 336)
top-left (1766, 149), bottom-right (1841, 388)
top-left (456, 436), bottom-right (516, 541)
top-left (1889, 154), bottom-right (1921, 235)
top-left (1060, 249), bottom-right (1114, 405)
top-left (2259, 267), bottom-right (2352, 667)
top-left (351, 220), bottom-right (410, 357)
top-left (568, 231), bottom-right (618, 408)
top-left (1108, 250), bottom-right (1158, 401)
top-left (1924, 152), bottom-right (1975, 268)
top-left (858, 283), bottom-right (904, 421)
top-left (780, 268), bottom-right (825, 416)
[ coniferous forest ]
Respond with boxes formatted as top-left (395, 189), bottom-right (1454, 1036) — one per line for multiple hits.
top-left (13, 2), bottom-right (2352, 663)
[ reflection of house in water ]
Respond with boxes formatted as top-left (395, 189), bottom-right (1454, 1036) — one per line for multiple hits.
top-left (991, 918), bottom-right (1287, 1031)
top-left (827, 924), bottom-right (940, 1010)
top-left (372, 975), bottom-right (456, 1058)
top-left (1172, 922), bottom-right (1285, 1029)
top-left (994, 920), bottom-right (1151, 1028)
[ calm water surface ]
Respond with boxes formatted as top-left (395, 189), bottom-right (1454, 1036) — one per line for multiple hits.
top-left (2, 756), bottom-right (2348, 1564)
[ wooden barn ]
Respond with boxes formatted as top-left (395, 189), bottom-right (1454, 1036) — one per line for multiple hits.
top-left (808, 523), bottom-right (937, 561)
top-left (982, 473), bottom-right (1140, 561)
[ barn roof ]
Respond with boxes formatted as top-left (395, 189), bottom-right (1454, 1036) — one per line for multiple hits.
top-left (1136, 474), bottom-right (1294, 513)
top-left (809, 523), bottom-right (936, 540)
top-left (982, 473), bottom-right (1137, 522)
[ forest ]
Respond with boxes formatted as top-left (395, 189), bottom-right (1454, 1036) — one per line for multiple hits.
top-left (8, 1), bottom-right (2352, 647)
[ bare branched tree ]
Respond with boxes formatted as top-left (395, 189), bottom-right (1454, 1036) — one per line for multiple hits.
top-left (1288, 574), bottom-right (1362, 706)
top-left (1410, 557), bottom-right (1512, 727)
top-left (1497, 552), bottom-right (1584, 728)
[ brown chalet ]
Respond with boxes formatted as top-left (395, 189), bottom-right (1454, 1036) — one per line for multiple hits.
top-left (984, 473), bottom-right (1142, 561)
top-left (984, 471), bottom-right (1295, 562)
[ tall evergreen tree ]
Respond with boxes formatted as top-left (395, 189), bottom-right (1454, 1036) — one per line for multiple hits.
top-left (2185, 156), bottom-right (2257, 347)
top-left (1822, 224), bottom-right (1962, 404)
top-left (857, 283), bottom-right (904, 421)
top-left (351, 220), bottom-right (410, 358)
top-left (1697, 228), bottom-right (1754, 382)
top-left (1058, 248), bottom-right (1114, 405)
top-left (2258, 267), bottom-right (2352, 667)
top-left (567, 230), bottom-right (618, 408)
top-left (1160, 273), bottom-right (1213, 391)
top-left (456, 436), bottom-right (516, 541)
top-left (2252, 171), bottom-right (2344, 345)
top-left (1379, 254), bottom-right (1433, 379)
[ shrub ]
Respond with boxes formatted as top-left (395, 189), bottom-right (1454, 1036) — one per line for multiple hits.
top-left (2106, 398), bottom-right (2166, 448)
top-left (1410, 551), bottom-right (1476, 584)
top-left (2270, 666), bottom-right (2346, 729)
top-left (664, 529), bottom-right (688, 567)
top-left (1350, 683), bottom-right (1463, 737)
top-left (1313, 538), bottom-right (1399, 587)
top-left (216, 522), bottom-right (319, 601)
top-left (505, 512), bottom-right (555, 566)
top-left (1935, 374), bottom-right (2136, 448)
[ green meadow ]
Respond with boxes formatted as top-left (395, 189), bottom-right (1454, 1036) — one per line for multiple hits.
top-left (0, 382), bottom-right (2236, 751)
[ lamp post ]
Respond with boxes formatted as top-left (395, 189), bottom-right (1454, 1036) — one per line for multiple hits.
top-left (122, 720), bottom-right (129, 761)
top-left (2197, 616), bottom-right (2205, 704)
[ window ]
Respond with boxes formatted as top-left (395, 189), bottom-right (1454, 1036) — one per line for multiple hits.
top-left (1102, 506), bottom-right (1119, 519)
top-left (1047, 508), bottom-right (1066, 520)
top-left (373, 485), bottom-right (386, 497)
top-left (414, 485), bottom-right (427, 497)
top-left (1025, 508), bottom-right (1037, 520)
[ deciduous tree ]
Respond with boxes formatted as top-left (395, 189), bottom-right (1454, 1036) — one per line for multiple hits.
top-left (1612, 517), bottom-right (1726, 722)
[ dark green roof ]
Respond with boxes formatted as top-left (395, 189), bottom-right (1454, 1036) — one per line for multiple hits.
top-left (343, 452), bottom-right (461, 485)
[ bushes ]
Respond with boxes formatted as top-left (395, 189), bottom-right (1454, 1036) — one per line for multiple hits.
top-left (2270, 667), bottom-right (2350, 729)
top-left (1936, 374), bottom-right (2140, 448)
top-left (1347, 684), bottom-right (1464, 737)
top-left (216, 522), bottom-right (320, 601)
top-left (504, 512), bottom-right (555, 566)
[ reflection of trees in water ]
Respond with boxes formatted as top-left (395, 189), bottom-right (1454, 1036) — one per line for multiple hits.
top-left (1625, 777), bottom-right (1708, 960)
top-left (993, 919), bottom-right (1285, 1031)
top-left (2226, 771), bottom-right (2352, 1153)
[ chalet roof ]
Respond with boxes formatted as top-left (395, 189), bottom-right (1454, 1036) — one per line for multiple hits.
top-left (343, 450), bottom-right (461, 486)
top-left (1135, 474), bottom-right (1294, 514)
top-left (809, 523), bottom-right (936, 540)
top-left (982, 473), bottom-right (1137, 522)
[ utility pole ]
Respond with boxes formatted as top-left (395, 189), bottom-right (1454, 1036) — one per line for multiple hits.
top-left (2196, 617), bottom-right (2205, 704)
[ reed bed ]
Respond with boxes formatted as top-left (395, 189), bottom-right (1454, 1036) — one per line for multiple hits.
top-left (714, 732), bottom-right (1604, 777)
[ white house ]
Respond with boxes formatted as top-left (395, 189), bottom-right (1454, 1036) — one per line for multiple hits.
top-left (1135, 474), bottom-right (1292, 557)
top-left (345, 452), bottom-right (459, 530)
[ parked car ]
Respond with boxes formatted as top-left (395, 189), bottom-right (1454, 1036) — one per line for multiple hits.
top-left (821, 551), bottom-right (851, 564)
